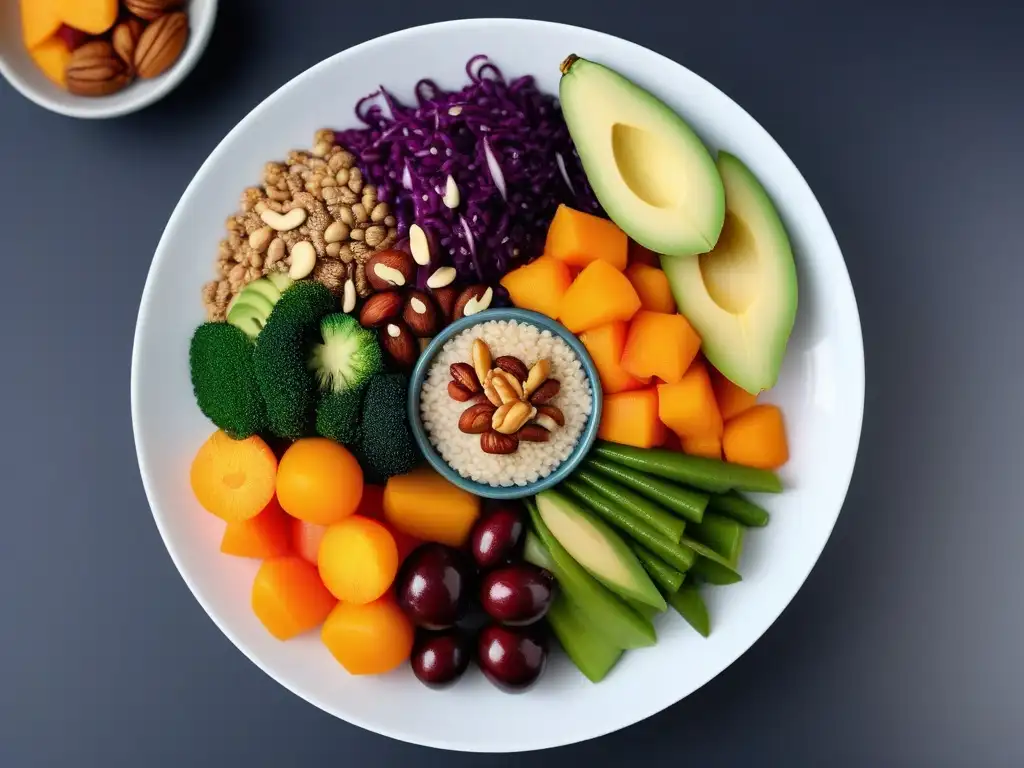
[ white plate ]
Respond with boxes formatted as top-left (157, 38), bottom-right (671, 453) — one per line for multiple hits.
top-left (131, 19), bottom-right (864, 753)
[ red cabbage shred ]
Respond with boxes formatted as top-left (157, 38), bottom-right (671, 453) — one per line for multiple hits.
top-left (335, 55), bottom-right (602, 289)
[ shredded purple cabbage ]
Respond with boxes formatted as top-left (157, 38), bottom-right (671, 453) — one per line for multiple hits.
top-left (335, 55), bottom-right (602, 288)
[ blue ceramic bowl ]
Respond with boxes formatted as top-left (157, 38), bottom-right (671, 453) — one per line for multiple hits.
top-left (408, 308), bottom-right (603, 500)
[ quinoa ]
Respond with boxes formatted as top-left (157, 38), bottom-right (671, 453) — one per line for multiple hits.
top-left (420, 320), bottom-right (593, 488)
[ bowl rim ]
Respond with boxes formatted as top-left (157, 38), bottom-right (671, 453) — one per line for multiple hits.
top-left (407, 307), bottom-right (604, 499)
top-left (131, 17), bottom-right (865, 752)
top-left (0, 0), bottom-right (218, 120)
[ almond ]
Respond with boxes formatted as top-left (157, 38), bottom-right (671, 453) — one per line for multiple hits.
top-left (449, 362), bottom-right (480, 393)
top-left (529, 379), bottom-right (561, 405)
top-left (448, 381), bottom-right (473, 401)
top-left (518, 425), bottom-right (551, 442)
top-left (365, 249), bottom-right (414, 291)
top-left (453, 285), bottom-right (494, 320)
top-left (358, 291), bottom-right (403, 328)
top-left (431, 286), bottom-right (459, 322)
top-left (495, 356), bottom-right (529, 383)
top-left (134, 12), bottom-right (189, 80)
top-left (66, 41), bottom-right (131, 97)
top-left (534, 405), bottom-right (565, 430)
top-left (481, 431), bottom-right (518, 455)
top-left (402, 290), bottom-right (438, 337)
top-left (125, 0), bottom-right (184, 21)
top-left (459, 403), bottom-right (497, 434)
top-left (380, 321), bottom-right (417, 368)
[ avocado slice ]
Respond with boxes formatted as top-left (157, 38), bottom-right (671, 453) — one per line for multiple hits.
top-left (266, 272), bottom-right (294, 293)
top-left (661, 152), bottom-right (798, 394)
top-left (547, 594), bottom-right (624, 683)
top-left (527, 502), bottom-right (656, 649)
top-left (536, 490), bottom-right (666, 611)
top-left (226, 300), bottom-right (266, 339)
top-left (558, 55), bottom-right (725, 257)
top-left (242, 277), bottom-right (282, 306)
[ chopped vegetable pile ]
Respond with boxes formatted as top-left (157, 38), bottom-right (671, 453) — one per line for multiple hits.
top-left (182, 52), bottom-right (802, 694)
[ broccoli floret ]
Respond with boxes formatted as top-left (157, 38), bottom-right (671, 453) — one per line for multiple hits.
top-left (358, 373), bottom-right (420, 481)
top-left (308, 313), bottom-right (383, 394)
top-left (189, 323), bottom-right (267, 439)
top-left (252, 281), bottom-right (336, 439)
top-left (316, 384), bottom-right (367, 446)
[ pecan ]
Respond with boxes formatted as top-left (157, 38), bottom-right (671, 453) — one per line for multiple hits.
top-left (134, 12), bottom-right (189, 79)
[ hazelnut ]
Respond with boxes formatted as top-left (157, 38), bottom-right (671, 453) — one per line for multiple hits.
top-left (358, 291), bottom-right (403, 328)
top-left (481, 431), bottom-right (519, 455)
top-left (402, 290), bottom-right (439, 337)
top-left (380, 321), bottom-right (417, 368)
top-left (453, 285), bottom-right (494, 320)
top-left (365, 249), bottom-right (414, 291)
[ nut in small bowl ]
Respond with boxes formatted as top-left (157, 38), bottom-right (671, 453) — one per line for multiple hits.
top-left (407, 307), bottom-right (603, 500)
top-left (0, 0), bottom-right (218, 119)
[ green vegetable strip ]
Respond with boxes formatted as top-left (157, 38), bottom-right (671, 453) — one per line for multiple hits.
top-left (573, 468), bottom-right (687, 541)
top-left (561, 480), bottom-right (696, 573)
top-left (688, 512), bottom-right (744, 566)
top-left (689, 557), bottom-right (742, 585)
top-left (708, 491), bottom-right (770, 527)
top-left (630, 544), bottom-right (684, 594)
top-left (668, 583), bottom-right (711, 637)
top-left (592, 441), bottom-right (783, 494)
top-left (584, 457), bottom-right (708, 523)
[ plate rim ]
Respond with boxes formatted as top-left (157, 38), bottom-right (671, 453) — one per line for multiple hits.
top-left (131, 17), bottom-right (865, 753)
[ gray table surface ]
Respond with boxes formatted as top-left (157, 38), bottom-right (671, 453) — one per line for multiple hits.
top-left (2, 1), bottom-right (1021, 765)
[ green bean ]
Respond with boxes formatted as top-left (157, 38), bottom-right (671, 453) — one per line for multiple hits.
top-left (708, 491), bottom-right (770, 527)
top-left (668, 583), bottom-right (710, 637)
top-left (630, 543), bottom-right (684, 594)
top-left (584, 457), bottom-right (708, 522)
top-left (573, 467), bottom-right (687, 541)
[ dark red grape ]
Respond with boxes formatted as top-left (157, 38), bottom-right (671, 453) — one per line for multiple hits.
top-left (395, 544), bottom-right (474, 630)
top-left (469, 506), bottom-right (525, 569)
top-left (480, 564), bottom-right (554, 626)
top-left (411, 629), bottom-right (472, 689)
top-left (477, 622), bottom-right (548, 692)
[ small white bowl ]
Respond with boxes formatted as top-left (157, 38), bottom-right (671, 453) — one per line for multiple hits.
top-left (0, 0), bottom-right (217, 119)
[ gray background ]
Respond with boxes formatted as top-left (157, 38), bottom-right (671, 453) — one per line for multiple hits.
top-left (0, 0), bottom-right (1020, 765)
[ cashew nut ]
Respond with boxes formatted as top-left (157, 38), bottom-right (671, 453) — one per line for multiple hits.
top-left (289, 241), bottom-right (317, 279)
top-left (260, 208), bottom-right (307, 232)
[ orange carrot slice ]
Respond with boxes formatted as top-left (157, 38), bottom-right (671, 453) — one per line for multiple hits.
top-left (190, 430), bottom-right (278, 522)
top-left (220, 496), bottom-right (292, 558)
top-left (321, 596), bottom-right (414, 675)
top-left (318, 516), bottom-right (399, 604)
top-left (251, 557), bottom-right (336, 640)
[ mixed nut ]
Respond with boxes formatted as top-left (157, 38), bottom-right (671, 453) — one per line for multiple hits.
top-left (448, 339), bottom-right (563, 455)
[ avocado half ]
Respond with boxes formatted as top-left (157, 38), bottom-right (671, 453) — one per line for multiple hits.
top-left (558, 55), bottom-right (725, 257)
top-left (660, 153), bottom-right (798, 395)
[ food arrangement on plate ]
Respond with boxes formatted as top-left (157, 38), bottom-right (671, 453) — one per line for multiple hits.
top-left (185, 53), bottom-right (798, 691)
top-left (18, 0), bottom-right (190, 95)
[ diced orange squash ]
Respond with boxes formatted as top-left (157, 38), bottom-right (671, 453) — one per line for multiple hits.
top-left (321, 596), bottom-right (414, 675)
top-left (544, 204), bottom-right (628, 271)
top-left (625, 264), bottom-right (676, 314)
top-left (681, 434), bottom-right (723, 460)
top-left (722, 405), bottom-right (789, 469)
top-left (711, 368), bottom-right (758, 421)
top-left (28, 36), bottom-right (72, 88)
top-left (598, 389), bottom-right (665, 448)
top-left (499, 256), bottom-right (573, 319)
top-left (657, 360), bottom-right (723, 439)
top-left (628, 240), bottom-right (661, 267)
top-left (220, 496), bottom-right (292, 559)
top-left (620, 311), bottom-right (702, 384)
top-left (383, 466), bottom-right (481, 547)
top-left (579, 321), bottom-right (648, 395)
top-left (57, 0), bottom-right (118, 35)
top-left (21, 0), bottom-right (62, 50)
top-left (251, 557), bottom-right (337, 640)
top-left (559, 260), bottom-right (641, 334)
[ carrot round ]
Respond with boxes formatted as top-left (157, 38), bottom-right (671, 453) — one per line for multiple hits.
top-left (318, 516), bottom-right (399, 604)
top-left (190, 430), bottom-right (278, 522)
top-left (220, 496), bottom-right (292, 558)
top-left (722, 405), bottom-right (789, 469)
top-left (321, 596), bottom-right (414, 675)
top-left (276, 438), bottom-right (363, 525)
top-left (251, 557), bottom-right (337, 640)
